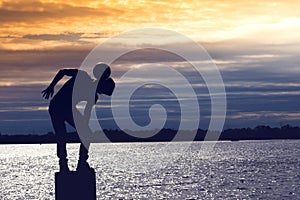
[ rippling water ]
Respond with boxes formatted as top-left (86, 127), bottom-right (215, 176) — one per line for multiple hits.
top-left (0, 140), bottom-right (299, 199)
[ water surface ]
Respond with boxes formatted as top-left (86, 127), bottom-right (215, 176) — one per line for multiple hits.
top-left (0, 140), bottom-right (299, 199)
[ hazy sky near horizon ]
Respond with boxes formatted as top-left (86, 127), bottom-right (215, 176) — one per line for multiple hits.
top-left (0, 0), bottom-right (300, 134)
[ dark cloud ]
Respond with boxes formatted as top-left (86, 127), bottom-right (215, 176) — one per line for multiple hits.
top-left (1, 37), bottom-right (300, 133)
top-left (0, 35), bottom-right (17, 39)
top-left (0, 45), bottom-right (94, 85)
top-left (23, 33), bottom-right (84, 43)
top-left (21, 32), bottom-right (110, 44)
top-left (203, 39), bottom-right (300, 60)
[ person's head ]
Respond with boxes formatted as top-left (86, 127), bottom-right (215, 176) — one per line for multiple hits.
top-left (97, 78), bottom-right (115, 96)
top-left (93, 63), bottom-right (111, 80)
top-left (94, 63), bottom-right (115, 96)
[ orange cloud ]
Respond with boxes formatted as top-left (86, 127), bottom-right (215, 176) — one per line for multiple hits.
top-left (0, 0), bottom-right (300, 50)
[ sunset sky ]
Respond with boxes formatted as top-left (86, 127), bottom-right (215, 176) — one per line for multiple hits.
top-left (1, 0), bottom-right (300, 134)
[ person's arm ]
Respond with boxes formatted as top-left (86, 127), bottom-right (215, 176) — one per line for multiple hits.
top-left (42, 69), bottom-right (78, 99)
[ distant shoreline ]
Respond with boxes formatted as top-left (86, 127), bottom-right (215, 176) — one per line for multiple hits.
top-left (0, 124), bottom-right (299, 144)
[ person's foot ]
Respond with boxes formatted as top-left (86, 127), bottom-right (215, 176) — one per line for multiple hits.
top-left (76, 160), bottom-right (91, 171)
top-left (59, 159), bottom-right (70, 172)
top-left (60, 166), bottom-right (70, 172)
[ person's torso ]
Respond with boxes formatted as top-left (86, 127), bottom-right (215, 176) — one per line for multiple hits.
top-left (51, 71), bottom-right (98, 108)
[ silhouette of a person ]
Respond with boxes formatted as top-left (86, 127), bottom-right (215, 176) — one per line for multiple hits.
top-left (42, 63), bottom-right (115, 172)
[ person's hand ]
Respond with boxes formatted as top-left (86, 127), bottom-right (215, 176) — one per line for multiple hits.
top-left (41, 86), bottom-right (54, 99)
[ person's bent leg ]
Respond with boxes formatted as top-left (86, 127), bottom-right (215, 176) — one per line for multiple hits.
top-left (77, 142), bottom-right (91, 170)
top-left (65, 108), bottom-right (91, 170)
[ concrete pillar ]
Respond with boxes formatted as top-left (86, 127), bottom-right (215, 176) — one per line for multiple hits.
top-left (55, 168), bottom-right (96, 200)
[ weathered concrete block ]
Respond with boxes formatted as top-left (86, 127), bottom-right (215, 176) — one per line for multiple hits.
top-left (55, 169), bottom-right (96, 200)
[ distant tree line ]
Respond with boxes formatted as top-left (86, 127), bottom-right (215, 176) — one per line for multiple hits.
top-left (0, 124), bottom-right (299, 144)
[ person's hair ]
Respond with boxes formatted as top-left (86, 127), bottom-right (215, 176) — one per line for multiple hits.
top-left (97, 78), bottom-right (115, 96)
